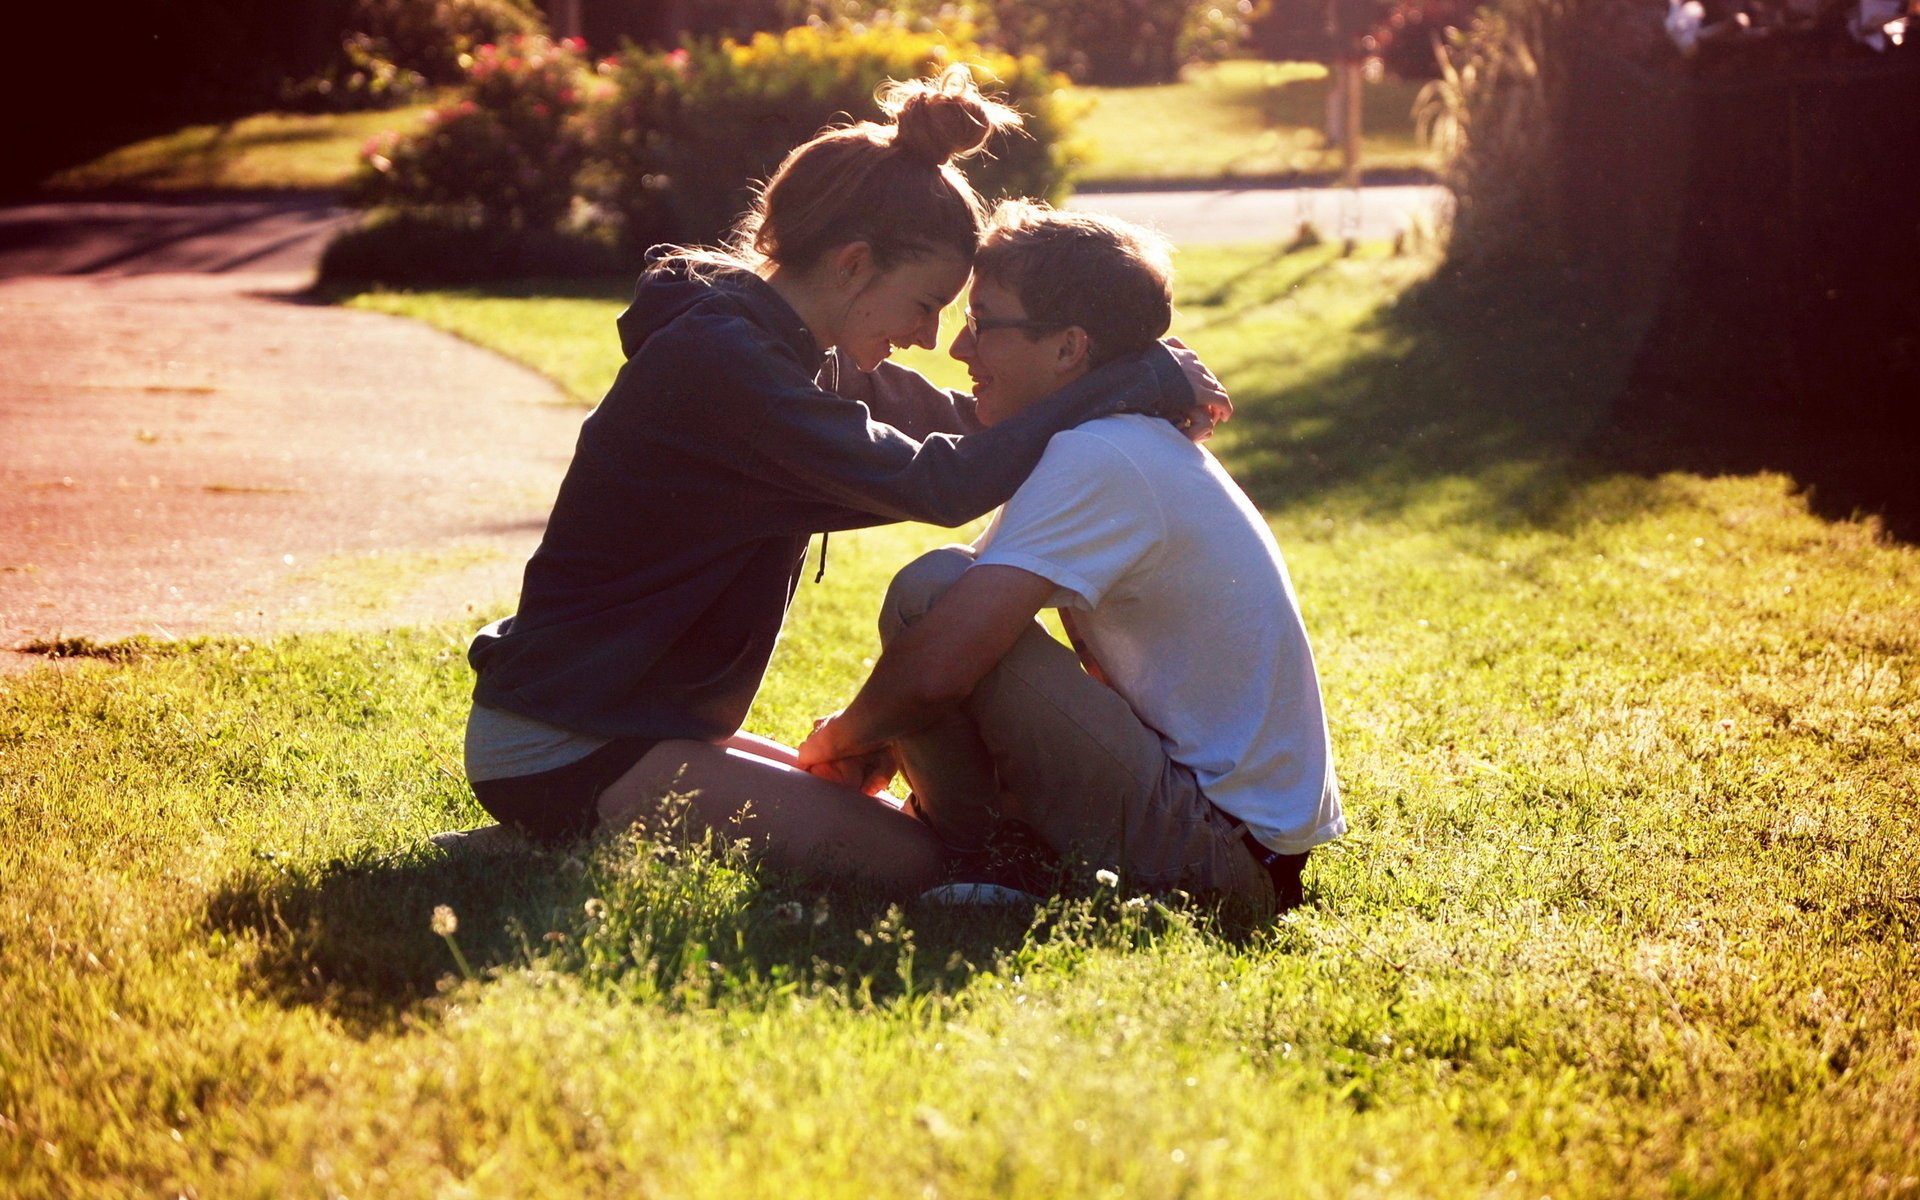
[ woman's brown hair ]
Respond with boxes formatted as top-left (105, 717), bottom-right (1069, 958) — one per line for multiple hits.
top-left (727, 65), bottom-right (1024, 273)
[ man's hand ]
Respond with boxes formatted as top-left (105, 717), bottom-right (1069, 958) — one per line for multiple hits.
top-left (797, 564), bottom-right (1058, 794)
top-left (797, 714), bottom-right (897, 795)
top-left (1166, 337), bottom-right (1231, 442)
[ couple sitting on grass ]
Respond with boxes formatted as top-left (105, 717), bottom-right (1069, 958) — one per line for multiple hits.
top-left (449, 68), bottom-right (1344, 915)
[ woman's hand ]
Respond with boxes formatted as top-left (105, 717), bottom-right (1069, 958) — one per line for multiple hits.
top-left (1165, 337), bottom-right (1232, 442)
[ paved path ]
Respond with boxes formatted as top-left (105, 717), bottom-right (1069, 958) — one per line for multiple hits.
top-left (0, 196), bottom-right (582, 672)
top-left (0, 194), bottom-right (355, 277)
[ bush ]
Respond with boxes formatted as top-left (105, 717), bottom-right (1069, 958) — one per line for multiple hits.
top-left (281, 0), bottom-right (548, 112)
top-left (581, 22), bottom-right (1077, 252)
top-left (352, 35), bottom-right (594, 231)
top-left (352, 0), bottom-right (547, 84)
top-left (1370, 1), bottom-right (1474, 81)
top-left (995, 0), bottom-right (1208, 85)
top-left (281, 34), bottom-right (432, 112)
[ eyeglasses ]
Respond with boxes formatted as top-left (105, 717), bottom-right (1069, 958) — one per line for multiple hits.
top-left (964, 310), bottom-right (1062, 338)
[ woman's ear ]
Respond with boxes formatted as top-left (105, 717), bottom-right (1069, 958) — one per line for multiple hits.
top-left (828, 242), bottom-right (875, 289)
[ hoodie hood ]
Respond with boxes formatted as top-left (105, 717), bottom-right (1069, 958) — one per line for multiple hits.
top-left (617, 249), bottom-right (825, 372)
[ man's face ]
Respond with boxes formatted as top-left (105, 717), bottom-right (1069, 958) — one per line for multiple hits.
top-left (949, 274), bottom-right (1085, 427)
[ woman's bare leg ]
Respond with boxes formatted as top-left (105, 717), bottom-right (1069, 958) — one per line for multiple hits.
top-left (722, 730), bottom-right (903, 805)
top-left (595, 739), bottom-right (945, 895)
top-left (721, 730), bottom-right (800, 767)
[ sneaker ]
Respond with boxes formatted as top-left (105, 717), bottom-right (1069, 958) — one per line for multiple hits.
top-left (427, 823), bottom-right (532, 855)
top-left (917, 881), bottom-right (1043, 906)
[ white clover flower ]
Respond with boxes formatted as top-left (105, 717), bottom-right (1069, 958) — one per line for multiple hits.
top-left (583, 898), bottom-right (608, 921)
top-left (430, 905), bottom-right (458, 937)
top-left (1095, 868), bottom-right (1119, 888)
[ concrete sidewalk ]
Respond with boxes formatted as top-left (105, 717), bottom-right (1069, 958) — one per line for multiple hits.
top-left (0, 194), bottom-right (354, 278)
top-left (1070, 183), bottom-right (1447, 246)
top-left (0, 199), bottom-right (583, 671)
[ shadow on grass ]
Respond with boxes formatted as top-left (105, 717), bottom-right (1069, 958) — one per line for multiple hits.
top-left (1192, 246), bottom-right (1915, 541)
top-left (200, 837), bottom-right (1045, 1031)
top-left (202, 821), bottom-right (1285, 1032)
top-left (1201, 253), bottom-right (1649, 533)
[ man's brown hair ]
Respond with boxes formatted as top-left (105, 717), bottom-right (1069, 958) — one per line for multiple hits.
top-left (971, 201), bottom-right (1174, 366)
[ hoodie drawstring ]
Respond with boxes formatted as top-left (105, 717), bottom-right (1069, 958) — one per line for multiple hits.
top-left (813, 531), bottom-right (829, 583)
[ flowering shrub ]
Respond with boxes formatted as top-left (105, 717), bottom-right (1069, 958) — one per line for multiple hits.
top-left (580, 22), bottom-right (1077, 251)
top-left (352, 35), bottom-right (594, 231)
top-left (282, 33), bottom-right (430, 112)
top-left (353, 0), bottom-right (547, 84)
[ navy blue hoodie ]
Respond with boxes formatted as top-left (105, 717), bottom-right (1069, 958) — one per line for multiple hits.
top-left (469, 256), bottom-right (1193, 742)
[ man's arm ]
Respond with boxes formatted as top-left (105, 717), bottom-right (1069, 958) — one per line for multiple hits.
top-left (796, 565), bottom-right (1061, 770)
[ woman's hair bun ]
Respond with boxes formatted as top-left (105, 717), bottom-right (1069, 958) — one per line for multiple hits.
top-left (879, 65), bottom-right (1023, 167)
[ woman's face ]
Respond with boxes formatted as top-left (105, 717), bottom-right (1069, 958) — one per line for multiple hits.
top-left (832, 249), bottom-right (971, 372)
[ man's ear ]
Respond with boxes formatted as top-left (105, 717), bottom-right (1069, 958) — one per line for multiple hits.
top-left (1056, 326), bottom-right (1093, 373)
top-left (827, 241), bottom-right (875, 290)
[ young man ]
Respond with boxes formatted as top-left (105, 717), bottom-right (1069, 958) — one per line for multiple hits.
top-left (796, 202), bottom-right (1345, 911)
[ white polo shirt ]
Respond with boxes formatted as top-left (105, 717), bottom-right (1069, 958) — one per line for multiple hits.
top-left (972, 414), bottom-right (1344, 855)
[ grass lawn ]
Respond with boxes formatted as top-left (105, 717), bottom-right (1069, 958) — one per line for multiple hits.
top-left (43, 102), bottom-right (443, 193)
top-left (5, 246), bottom-right (1917, 1197)
top-left (1074, 61), bottom-right (1435, 185)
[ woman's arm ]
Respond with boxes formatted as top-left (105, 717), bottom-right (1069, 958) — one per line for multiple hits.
top-left (645, 312), bottom-right (1195, 530)
top-left (748, 341), bottom-right (1196, 528)
top-left (826, 349), bottom-right (984, 440)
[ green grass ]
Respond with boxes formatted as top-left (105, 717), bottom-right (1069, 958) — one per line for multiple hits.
top-left (1074, 60), bottom-right (1435, 185)
top-left (44, 102), bottom-right (442, 192)
top-left (5, 246), bottom-right (1918, 1197)
top-left (345, 278), bottom-right (635, 404)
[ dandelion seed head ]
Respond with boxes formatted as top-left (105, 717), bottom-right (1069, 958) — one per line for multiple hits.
top-left (430, 905), bottom-right (458, 937)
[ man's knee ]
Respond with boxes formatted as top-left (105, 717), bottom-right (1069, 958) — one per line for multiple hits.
top-left (879, 545), bottom-right (975, 643)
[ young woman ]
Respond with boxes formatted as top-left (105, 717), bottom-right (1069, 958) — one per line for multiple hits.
top-left (456, 68), bottom-right (1225, 894)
